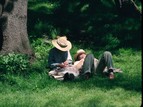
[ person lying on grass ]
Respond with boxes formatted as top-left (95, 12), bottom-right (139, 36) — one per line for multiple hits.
top-left (47, 36), bottom-right (122, 81)
top-left (73, 49), bottom-right (123, 80)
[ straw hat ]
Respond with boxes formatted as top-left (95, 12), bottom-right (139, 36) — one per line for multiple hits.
top-left (52, 36), bottom-right (72, 51)
top-left (74, 49), bottom-right (86, 61)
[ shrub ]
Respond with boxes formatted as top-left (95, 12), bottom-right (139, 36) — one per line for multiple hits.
top-left (102, 34), bottom-right (120, 50)
top-left (0, 53), bottom-right (30, 74)
top-left (30, 38), bottom-right (53, 73)
top-left (31, 38), bottom-right (52, 60)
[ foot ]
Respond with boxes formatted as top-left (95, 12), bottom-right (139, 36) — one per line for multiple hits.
top-left (63, 73), bottom-right (75, 81)
top-left (108, 69), bottom-right (115, 79)
top-left (84, 72), bottom-right (91, 80)
top-left (109, 72), bottom-right (114, 79)
top-left (69, 74), bottom-right (75, 81)
top-left (63, 73), bottom-right (70, 81)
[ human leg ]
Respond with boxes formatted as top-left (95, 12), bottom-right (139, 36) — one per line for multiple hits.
top-left (81, 54), bottom-right (95, 79)
top-left (95, 51), bottom-right (114, 79)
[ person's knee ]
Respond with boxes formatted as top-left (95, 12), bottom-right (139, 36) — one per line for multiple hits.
top-left (86, 53), bottom-right (94, 59)
top-left (103, 51), bottom-right (112, 56)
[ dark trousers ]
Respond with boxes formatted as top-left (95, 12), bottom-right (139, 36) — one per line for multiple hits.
top-left (81, 51), bottom-right (114, 75)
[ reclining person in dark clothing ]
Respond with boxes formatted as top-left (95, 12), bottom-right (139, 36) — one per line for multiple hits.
top-left (73, 49), bottom-right (123, 80)
top-left (48, 36), bottom-right (79, 81)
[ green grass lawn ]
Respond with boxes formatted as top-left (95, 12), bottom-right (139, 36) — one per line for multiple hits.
top-left (0, 49), bottom-right (142, 107)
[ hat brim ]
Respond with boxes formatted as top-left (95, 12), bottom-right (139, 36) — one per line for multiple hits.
top-left (74, 52), bottom-right (86, 61)
top-left (52, 39), bottom-right (72, 51)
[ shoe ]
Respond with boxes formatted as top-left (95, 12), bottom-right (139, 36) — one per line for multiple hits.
top-left (84, 72), bottom-right (91, 80)
top-left (63, 73), bottom-right (75, 81)
top-left (63, 73), bottom-right (70, 81)
top-left (109, 72), bottom-right (114, 79)
top-left (69, 74), bottom-right (75, 81)
top-left (108, 69), bottom-right (115, 79)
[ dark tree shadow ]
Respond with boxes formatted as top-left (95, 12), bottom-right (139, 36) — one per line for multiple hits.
top-left (62, 73), bottom-right (141, 93)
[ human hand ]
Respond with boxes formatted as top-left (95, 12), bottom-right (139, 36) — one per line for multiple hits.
top-left (63, 61), bottom-right (69, 66)
top-left (59, 63), bottom-right (66, 68)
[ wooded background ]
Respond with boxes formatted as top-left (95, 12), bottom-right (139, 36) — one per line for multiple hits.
top-left (0, 0), bottom-right (142, 55)
top-left (28, 0), bottom-right (141, 50)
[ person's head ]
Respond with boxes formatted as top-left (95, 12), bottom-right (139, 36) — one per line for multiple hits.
top-left (52, 36), bottom-right (72, 52)
top-left (74, 49), bottom-right (86, 61)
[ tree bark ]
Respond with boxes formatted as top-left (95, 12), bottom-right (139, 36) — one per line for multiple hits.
top-left (0, 0), bottom-right (34, 56)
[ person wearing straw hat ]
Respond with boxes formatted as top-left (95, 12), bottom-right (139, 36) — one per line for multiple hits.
top-left (73, 49), bottom-right (122, 80)
top-left (48, 36), bottom-right (79, 81)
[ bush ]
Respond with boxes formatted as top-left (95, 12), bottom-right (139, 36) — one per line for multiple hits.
top-left (0, 53), bottom-right (30, 74)
top-left (102, 34), bottom-right (120, 50)
top-left (30, 38), bottom-right (53, 73)
top-left (31, 38), bottom-right (52, 60)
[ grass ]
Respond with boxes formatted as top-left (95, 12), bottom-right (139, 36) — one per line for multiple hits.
top-left (0, 48), bottom-right (142, 107)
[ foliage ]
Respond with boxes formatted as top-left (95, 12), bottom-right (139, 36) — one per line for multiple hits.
top-left (29, 38), bottom-right (53, 72)
top-left (0, 53), bottom-right (30, 74)
top-left (27, 0), bottom-right (60, 39)
top-left (28, 0), bottom-right (141, 50)
top-left (31, 38), bottom-right (52, 60)
top-left (102, 34), bottom-right (120, 50)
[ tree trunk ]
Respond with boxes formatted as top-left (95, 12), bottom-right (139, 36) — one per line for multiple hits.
top-left (0, 0), bottom-right (33, 56)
